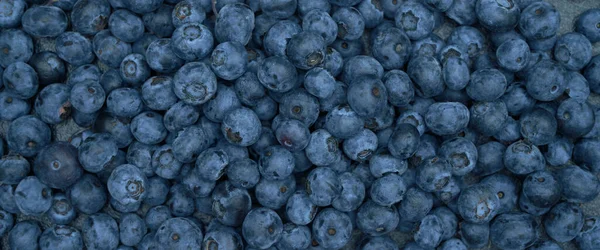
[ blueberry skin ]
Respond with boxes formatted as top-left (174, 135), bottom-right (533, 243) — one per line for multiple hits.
top-left (332, 7), bottom-right (365, 41)
top-left (297, 0), bottom-right (330, 17)
top-left (172, 0), bottom-right (206, 28)
top-left (34, 84), bottom-right (71, 124)
top-left (257, 56), bottom-right (298, 93)
top-left (416, 157), bottom-right (452, 192)
top-left (140, 76), bottom-right (177, 111)
top-left (286, 190), bottom-right (318, 226)
top-left (500, 82), bottom-right (536, 116)
top-left (119, 213), bottom-right (147, 246)
top-left (332, 38), bottom-right (364, 59)
top-left (305, 129), bottom-right (340, 166)
top-left (201, 225), bottom-right (244, 250)
top-left (341, 128), bottom-right (376, 162)
top-left (210, 41), bottom-right (248, 80)
top-left (144, 205), bottom-right (171, 231)
top-left (357, 0), bottom-right (384, 29)
top-left (475, 0), bottom-right (519, 32)
top-left (438, 137), bottom-right (477, 176)
top-left (312, 208), bottom-right (353, 249)
top-left (71, 0), bottom-right (110, 36)
top-left (394, 1), bottom-right (434, 40)
top-left (107, 9), bottom-right (144, 43)
top-left (211, 181), bottom-right (252, 227)
top-left (528, 241), bottom-right (563, 250)
top-left (347, 76), bottom-right (388, 118)
top-left (0, 91), bottom-right (30, 121)
top-left (342, 55), bottom-right (384, 83)
top-left (215, 3), bottom-right (254, 45)
top-left (252, 14), bottom-right (278, 47)
top-left (7, 115), bottom-right (51, 157)
top-left (173, 62), bottom-right (217, 105)
top-left (520, 108), bottom-right (557, 145)
top-left (553, 32), bottom-right (592, 71)
top-left (14, 176), bottom-right (52, 216)
top-left (439, 238), bottom-right (467, 250)
top-left (442, 57), bottom-right (470, 91)
top-left (518, 1), bottom-right (560, 40)
top-left (287, 31), bottom-right (327, 70)
top-left (171, 23), bottom-right (214, 61)
top-left (425, 102), bottom-right (470, 136)
top-left (585, 55), bottom-right (600, 94)
top-left (446, 0), bottom-right (477, 25)
top-left (107, 164), bottom-right (148, 205)
top-left (55, 32), bottom-right (95, 67)
top-left (458, 221), bottom-right (489, 249)
top-left (302, 10), bottom-right (338, 45)
top-left (557, 98), bottom-right (595, 138)
top-left (203, 84), bottom-right (241, 123)
top-left (564, 71), bottom-right (590, 103)
top-left (39, 225), bottom-right (83, 250)
top-left (21, 6), bottom-right (68, 38)
top-left (414, 214), bottom-right (444, 248)
top-left (469, 101), bottom-right (509, 136)
top-left (82, 214), bottom-right (120, 250)
top-left (543, 202), bottom-right (584, 243)
top-left (0, 0), bottom-right (25, 28)
top-left (383, 70), bottom-right (414, 107)
top-left (221, 107), bottom-right (262, 147)
top-left (274, 118), bottom-right (310, 152)
top-left (576, 216), bottom-right (600, 250)
top-left (386, 124), bottom-right (419, 161)
top-left (234, 72), bottom-right (265, 107)
top-left (407, 56), bottom-right (445, 98)
top-left (258, 145), bottom-right (294, 180)
top-left (242, 208), bottom-right (283, 249)
top-left (458, 184), bottom-right (500, 224)
top-left (574, 139), bottom-right (600, 173)
top-left (70, 80), bottom-right (106, 114)
top-left (495, 39), bottom-right (530, 72)
top-left (28, 51), bottom-right (66, 85)
top-left (370, 173), bottom-right (406, 207)
top-left (3, 62), bottom-right (38, 99)
top-left (575, 8), bottom-right (600, 43)
top-left (132, 33), bottom-right (159, 57)
top-left (8, 220), bottom-right (41, 250)
top-left (67, 174), bottom-right (107, 214)
top-left (544, 136), bottom-right (573, 167)
top-left (0, 29), bottom-right (33, 68)
top-left (304, 67), bottom-right (335, 99)
top-left (355, 199), bottom-right (399, 237)
top-left (34, 142), bottom-right (83, 190)
top-left (398, 187), bottom-right (433, 224)
top-left (556, 165), bottom-right (600, 203)
top-left (172, 126), bottom-right (210, 164)
top-left (466, 69), bottom-right (507, 102)
top-left (0, 184), bottom-right (19, 213)
top-left (306, 167), bottom-right (342, 207)
top-left (0, 154), bottom-right (30, 185)
top-left (260, 0), bottom-right (296, 19)
top-left (146, 39), bottom-right (185, 73)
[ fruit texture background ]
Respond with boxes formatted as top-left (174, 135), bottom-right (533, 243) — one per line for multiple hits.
top-left (1, 0), bottom-right (600, 249)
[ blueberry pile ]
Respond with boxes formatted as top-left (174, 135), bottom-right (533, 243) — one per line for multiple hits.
top-left (1, 0), bottom-right (600, 249)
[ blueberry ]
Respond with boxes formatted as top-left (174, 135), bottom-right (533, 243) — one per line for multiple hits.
top-left (370, 173), bottom-right (406, 206)
top-left (356, 199), bottom-right (399, 236)
top-left (446, 0), bottom-right (476, 25)
top-left (397, 187), bottom-right (433, 224)
top-left (263, 20), bottom-right (301, 57)
top-left (576, 216), bottom-right (600, 250)
top-left (215, 3), bottom-right (254, 45)
top-left (556, 98), bottom-right (595, 138)
top-left (211, 181), bottom-right (252, 227)
top-left (275, 223), bottom-right (311, 250)
top-left (69, 80), bottom-right (106, 114)
top-left (78, 133), bottom-right (119, 173)
top-left (123, 0), bottom-right (163, 14)
top-left (458, 221), bottom-right (489, 249)
top-left (104, 88), bottom-right (143, 118)
top-left (347, 76), bottom-right (388, 118)
top-left (519, 108), bottom-right (557, 145)
top-left (574, 139), bottom-right (600, 173)
top-left (172, 0), bottom-right (206, 28)
top-left (554, 32), bottom-right (592, 71)
top-left (332, 7), bottom-right (365, 41)
top-left (457, 184), bottom-right (500, 224)
top-left (210, 41), bottom-right (248, 80)
top-left (70, 0), bottom-right (110, 36)
top-left (297, 0), bottom-right (330, 17)
top-left (442, 57), bottom-right (470, 91)
top-left (14, 176), bottom-right (52, 215)
top-left (575, 8), bottom-right (600, 43)
top-left (119, 54), bottom-right (151, 86)
top-left (0, 29), bottom-right (33, 68)
top-left (329, 172), bottom-right (364, 212)
top-left (555, 165), bottom-right (600, 203)
top-left (39, 225), bottom-right (83, 250)
top-left (55, 32), bottom-right (95, 67)
top-left (171, 23), bottom-right (214, 61)
top-left (407, 56), bottom-right (444, 98)
top-left (257, 145), bottom-right (293, 180)
top-left (242, 208), bottom-right (283, 249)
top-left (469, 101), bottom-right (508, 136)
top-left (312, 208), bottom-right (353, 249)
top-left (0, 154), bottom-right (29, 185)
top-left (203, 84), bottom-right (242, 122)
top-left (7, 115), bottom-right (51, 157)
top-left (28, 52), bottom-right (66, 85)
top-left (302, 10), bottom-right (338, 46)
top-left (332, 38), bottom-right (364, 59)
top-left (132, 33), bottom-right (159, 57)
top-left (32, 84), bottom-right (70, 124)
top-left (475, 0), bottom-right (519, 32)
top-left (201, 223), bottom-right (244, 250)
top-left (34, 142), bottom-right (83, 189)
top-left (217, 107), bottom-right (262, 147)
top-left (46, 193), bottom-right (76, 225)
top-left (585, 55), bottom-right (600, 94)
top-left (414, 214), bottom-right (444, 248)
top-left (172, 65), bottom-right (216, 106)
top-left (479, 174), bottom-right (518, 215)
top-left (394, 1), bottom-right (434, 40)
top-left (130, 111), bottom-right (168, 145)
top-left (139, 5), bottom-right (174, 38)
top-left (528, 241), bottom-right (563, 250)
top-left (226, 158), bottom-right (260, 189)
top-left (66, 64), bottom-right (102, 87)
top-left (0, 0), bottom-right (25, 28)
top-left (0, 184), bottom-right (19, 213)
top-left (542, 202), bottom-right (583, 242)
top-left (3, 62), bottom-right (38, 99)
top-left (139, 76), bottom-right (177, 110)
top-left (142, 177), bottom-right (169, 206)
top-left (491, 212), bottom-right (539, 249)
top-left (416, 157), bottom-right (452, 192)
top-left (518, 1), bottom-right (560, 40)
top-left (119, 213), bottom-right (147, 246)
top-left (0, 91), bottom-right (30, 121)
top-left (173, 127), bottom-right (211, 164)
top-left (68, 174), bottom-right (107, 214)
top-left (21, 6), bottom-right (68, 38)
top-left (8, 221), bottom-right (41, 250)
top-left (424, 102), bottom-right (470, 136)
top-left (145, 39), bottom-right (185, 73)
top-left (155, 218), bottom-right (203, 249)
top-left (107, 164), bottom-right (148, 205)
